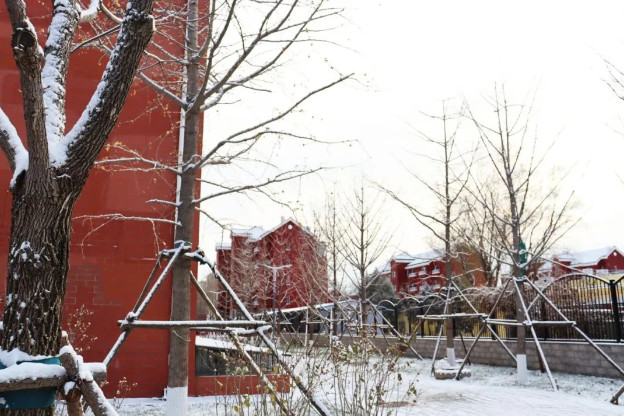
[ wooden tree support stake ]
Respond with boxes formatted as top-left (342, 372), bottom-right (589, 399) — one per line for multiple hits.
top-left (59, 338), bottom-right (117, 416)
top-left (104, 245), bottom-right (186, 366)
top-left (118, 319), bottom-right (267, 330)
top-left (206, 258), bottom-right (332, 416)
top-left (0, 365), bottom-right (106, 392)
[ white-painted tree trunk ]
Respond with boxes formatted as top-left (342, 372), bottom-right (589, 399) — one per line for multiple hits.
top-left (517, 354), bottom-right (528, 384)
top-left (165, 386), bottom-right (189, 416)
top-left (446, 347), bottom-right (457, 367)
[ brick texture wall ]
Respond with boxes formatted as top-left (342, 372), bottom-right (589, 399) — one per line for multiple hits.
top-left (306, 335), bottom-right (624, 379)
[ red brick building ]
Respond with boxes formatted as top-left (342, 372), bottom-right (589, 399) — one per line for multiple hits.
top-left (382, 250), bottom-right (485, 296)
top-left (0, 2), bottom-right (199, 398)
top-left (548, 246), bottom-right (624, 278)
top-left (216, 218), bottom-right (328, 315)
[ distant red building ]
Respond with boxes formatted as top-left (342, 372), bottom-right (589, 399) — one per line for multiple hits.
top-left (548, 246), bottom-right (624, 278)
top-left (381, 250), bottom-right (485, 296)
top-left (216, 218), bottom-right (328, 315)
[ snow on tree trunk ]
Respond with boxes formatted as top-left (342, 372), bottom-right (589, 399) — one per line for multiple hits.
top-left (3, 188), bottom-right (77, 355)
top-left (1, 182), bottom-right (78, 416)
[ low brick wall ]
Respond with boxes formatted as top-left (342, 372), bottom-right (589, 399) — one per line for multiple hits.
top-left (291, 334), bottom-right (624, 379)
top-left (195, 374), bottom-right (290, 396)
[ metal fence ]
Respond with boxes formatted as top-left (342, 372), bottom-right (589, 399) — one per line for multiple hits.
top-left (380, 273), bottom-right (624, 343)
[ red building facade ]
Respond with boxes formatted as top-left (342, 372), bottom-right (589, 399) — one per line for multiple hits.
top-left (216, 218), bottom-right (328, 315)
top-left (549, 246), bottom-right (624, 278)
top-left (382, 250), bottom-right (485, 296)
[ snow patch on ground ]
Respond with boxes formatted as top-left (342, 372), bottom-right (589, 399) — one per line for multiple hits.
top-left (111, 358), bottom-right (624, 416)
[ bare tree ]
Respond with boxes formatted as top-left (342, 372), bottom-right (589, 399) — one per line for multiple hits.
top-left (465, 86), bottom-right (575, 383)
top-left (88, 1), bottom-right (348, 412)
top-left (382, 102), bottom-right (474, 367)
top-left (340, 182), bottom-right (390, 337)
top-left (454, 177), bottom-right (507, 287)
top-left (229, 238), bottom-right (272, 313)
top-left (314, 190), bottom-right (345, 335)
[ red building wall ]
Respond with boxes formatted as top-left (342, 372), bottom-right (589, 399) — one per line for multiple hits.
top-left (552, 249), bottom-right (624, 277)
top-left (195, 374), bottom-right (290, 396)
top-left (389, 260), bottom-right (411, 293)
top-left (597, 251), bottom-right (624, 271)
top-left (216, 219), bottom-right (328, 315)
top-left (0, 4), bottom-right (194, 398)
top-left (395, 253), bottom-right (485, 297)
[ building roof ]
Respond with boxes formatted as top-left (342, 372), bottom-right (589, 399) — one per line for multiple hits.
top-left (255, 217), bottom-right (314, 240)
top-left (405, 250), bottom-right (444, 270)
top-left (231, 226), bottom-right (266, 240)
top-left (228, 217), bottom-right (314, 243)
top-left (554, 246), bottom-right (622, 268)
top-left (391, 252), bottom-right (415, 264)
top-left (378, 249), bottom-right (447, 273)
top-left (215, 243), bottom-right (231, 250)
top-left (379, 251), bottom-right (417, 274)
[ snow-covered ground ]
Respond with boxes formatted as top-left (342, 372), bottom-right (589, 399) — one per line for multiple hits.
top-left (103, 357), bottom-right (624, 416)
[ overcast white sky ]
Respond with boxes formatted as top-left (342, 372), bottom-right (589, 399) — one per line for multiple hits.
top-left (200, 0), bottom-right (624, 264)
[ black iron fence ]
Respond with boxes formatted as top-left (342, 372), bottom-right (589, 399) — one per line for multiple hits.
top-left (379, 273), bottom-right (624, 343)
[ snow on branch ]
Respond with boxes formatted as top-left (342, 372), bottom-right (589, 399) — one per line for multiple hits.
top-left (78, 0), bottom-right (100, 23)
top-left (101, 2), bottom-right (123, 24)
top-left (136, 71), bottom-right (186, 108)
top-left (95, 154), bottom-right (181, 175)
top-left (147, 199), bottom-right (180, 207)
top-left (59, 0), bottom-right (155, 178)
top-left (0, 106), bottom-right (28, 187)
top-left (43, 0), bottom-right (79, 145)
top-left (59, 344), bottom-right (118, 416)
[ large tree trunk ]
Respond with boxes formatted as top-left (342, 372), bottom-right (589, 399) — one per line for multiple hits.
top-left (1, 181), bottom-right (79, 416)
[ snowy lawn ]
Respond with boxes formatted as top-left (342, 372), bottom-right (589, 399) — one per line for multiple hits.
top-left (103, 357), bottom-right (624, 416)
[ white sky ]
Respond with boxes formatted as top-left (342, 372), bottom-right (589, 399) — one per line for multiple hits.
top-left (200, 0), bottom-right (624, 265)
